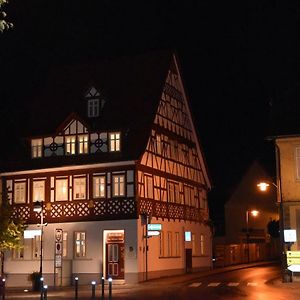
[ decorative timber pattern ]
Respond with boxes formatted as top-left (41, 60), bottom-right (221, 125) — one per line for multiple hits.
top-left (12, 198), bottom-right (136, 224)
top-left (138, 61), bottom-right (209, 223)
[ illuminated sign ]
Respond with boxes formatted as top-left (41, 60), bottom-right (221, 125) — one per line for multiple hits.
top-left (185, 231), bottom-right (191, 242)
top-left (147, 231), bottom-right (160, 237)
top-left (24, 230), bottom-right (41, 239)
top-left (284, 229), bottom-right (297, 242)
top-left (287, 251), bottom-right (300, 258)
top-left (147, 224), bottom-right (162, 231)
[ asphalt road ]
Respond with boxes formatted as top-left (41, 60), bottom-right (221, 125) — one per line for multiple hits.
top-left (6, 263), bottom-right (300, 300)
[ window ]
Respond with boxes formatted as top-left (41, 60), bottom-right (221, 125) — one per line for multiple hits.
top-left (14, 181), bottom-right (26, 204)
top-left (167, 231), bottom-right (172, 257)
top-left (192, 233), bottom-right (196, 255)
top-left (112, 175), bottom-right (125, 197)
top-left (56, 178), bottom-right (68, 201)
top-left (31, 139), bottom-right (43, 158)
top-left (65, 136), bottom-right (76, 155)
top-left (93, 176), bottom-right (106, 198)
top-left (296, 147), bottom-right (300, 179)
top-left (12, 237), bottom-right (24, 260)
top-left (78, 135), bottom-right (89, 154)
top-left (175, 232), bottom-right (180, 256)
top-left (33, 180), bottom-right (45, 202)
top-left (109, 132), bottom-right (121, 152)
top-left (63, 232), bottom-right (68, 257)
top-left (73, 177), bottom-right (86, 200)
top-left (33, 235), bottom-right (42, 259)
top-left (75, 232), bottom-right (86, 258)
top-left (145, 175), bottom-right (153, 199)
top-left (200, 234), bottom-right (205, 255)
top-left (159, 231), bottom-right (164, 257)
top-left (88, 99), bottom-right (99, 118)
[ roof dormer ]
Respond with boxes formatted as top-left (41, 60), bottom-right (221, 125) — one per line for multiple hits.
top-left (85, 86), bottom-right (105, 118)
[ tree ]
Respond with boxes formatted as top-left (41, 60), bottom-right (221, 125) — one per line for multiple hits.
top-left (0, 0), bottom-right (12, 33)
top-left (0, 189), bottom-right (26, 276)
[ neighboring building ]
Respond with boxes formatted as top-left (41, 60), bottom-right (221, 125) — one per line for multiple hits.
top-left (214, 161), bottom-right (279, 266)
top-left (0, 51), bottom-right (212, 287)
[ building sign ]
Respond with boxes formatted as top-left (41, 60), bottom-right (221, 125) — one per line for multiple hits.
top-left (147, 224), bottom-right (162, 231)
top-left (147, 231), bottom-right (160, 237)
top-left (55, 229), bottom-right (63, 268)
top-left (284, 229), bottom-right (297, 243)
top-left (24, 229), bottom-right (41, 239)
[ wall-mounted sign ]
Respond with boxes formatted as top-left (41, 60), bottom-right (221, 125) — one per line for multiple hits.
top-left (147, 231), bottom-right (160, 237)
top-left (284, 229), bottom-right (297, 242)
top-left (55, 229), bottom-right (63, 268)
top-left (24, 229), bottom-right (41, 239)
top-left (185, 231), bottom-right (192, 242)
top-left (147, 224), bottom-right (162, 231)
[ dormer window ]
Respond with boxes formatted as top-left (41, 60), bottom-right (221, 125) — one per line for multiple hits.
top-left (78, 135), bottom-right (89, 154)
top-left (31, 139), bottom-right (43, 158)
top-left (65, 136), bottom-right (76, 155)
top-left (85, 86), bottom-right (105, 118)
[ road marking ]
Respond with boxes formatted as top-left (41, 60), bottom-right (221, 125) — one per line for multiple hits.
top-left (189, 282), bottom-right (202, 287)
top-left (227, 282), bottom-right (239, 286)
top-left (208, 282), bottom-right (221, 287)
top-left (247, 282), bottom-right (258, 286)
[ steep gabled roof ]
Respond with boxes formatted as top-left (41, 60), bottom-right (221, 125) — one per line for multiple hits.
top-left (2, 51), bottom-right (173, 171)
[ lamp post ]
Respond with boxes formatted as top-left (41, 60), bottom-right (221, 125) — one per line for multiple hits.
top-left (245, 209), bottom-right (259, 263)
top-left (257, 180), bottom-right (290, 282)
top-left (33, 201), bottom-right (45, 277)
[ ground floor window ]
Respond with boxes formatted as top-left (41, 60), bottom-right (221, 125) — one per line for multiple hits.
top-left (75, 232), bottom-right (86, 258)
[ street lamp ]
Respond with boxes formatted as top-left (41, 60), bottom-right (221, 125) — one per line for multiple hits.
top-left (33, 201), bottom-right (46, 278)
top-left (257, 180), bottom-right (290, 283)
top-left (245, 209), bottom-right (259, 263)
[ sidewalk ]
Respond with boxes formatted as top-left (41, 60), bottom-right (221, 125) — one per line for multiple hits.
top-left (3, 261), bottom-right (279, 299)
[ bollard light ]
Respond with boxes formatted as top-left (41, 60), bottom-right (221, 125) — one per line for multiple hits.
top-left (43, 285), bottom-right (48, 300)
top-left (2, 278), bottom-right (5, 300)
top-left (40, 277), bottom-right (44, 300)
top-left (74, 277), bottom-right (79, 300)
top-left (108, 277), bottom-right (112, 300)
top-left (91, 281), bottom-right (96, 300)
top-left (101, 276), bottom-right (105, 300)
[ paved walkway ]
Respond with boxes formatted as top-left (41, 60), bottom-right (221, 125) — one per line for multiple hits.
top-left (2, 261), bottom-right (283, 299)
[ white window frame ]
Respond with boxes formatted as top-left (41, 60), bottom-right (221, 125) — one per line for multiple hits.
top-left (109, 132), bottom-right (121, 152)
top-left (65, 136), bottom-right (76, 155)
top-left (74, 231), bottom-right (86, 258)
top-left (12, 237), bottom-right (24, 260)
top-left (145, 175), bottom-right (153, 199)
top-left (87, 98), bottom-right (100, 118)
top-left (55, 178), bottom-right (68, 201)
top-left (78, 134), bottom-right (89, 154)
top-left (200, 234), bottom-right (205, 255)
top-left (14, 181), bottom-right (26, 204)
top-left (31, 139), bottom-right (43, 158)
top-left (93, 175), bottom-right (106, 198)
top-left (33, 180), bottom-right (45, 202)
top-left (167, 231), bottom-right (172, 257)
top-left (296, 147), bottom-right (300, 180)
top-left (73, 177), bottom-right (86, 200)
top-left (112, 174), bottom-right (125, 197)
top-left (63, 232), bottom-right (68, 258)
top-left (192, 233), bottom-right (196, 255)
top-left (33, 235), bottom-right (42, 259)
top-left (175, 232), bottom-right (180, 257)
top-left (159, 231), bottom-right (164, 257)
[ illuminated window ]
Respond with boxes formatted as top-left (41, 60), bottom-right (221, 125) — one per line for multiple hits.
top-left (73, 177), bottom-right (86, 200)
top-left (31, 139), bottom-right (43, 158)
top-left (109, 132), bottom-right (121, 152)
top-left (63, 232), bottom-right (68, 257)
top-left (56, 178), bottom-right (68, 201)
top-left (33, 235), bottom-right (42, 259)
top-left (93, 176), bottom-right (106, 198)
top-left (167, 231), bottom-right (172, 257)
top-left (65, 136), bottom-right (76, 155)
top-left (78, 135), bottom-right (89, 154)
top-left (296, 147), bottom-right (300, 179)
top-left (14, 181), bottom-right (26, 204)
top-left (175, 232), bottom-right (180, 256)
top-left (75, 232), bottom-right (86, 258)
top-left (112, 175), bottom-right (125, 197)
top-left (159, 231), bottom-right (164, 257)
top-left (145, 175), bottom-right (153, 199)
top-left (200, 234), bottom-right (205, 255)
top-left (33, 180), bottom-right (45, 202)
top-left (192, 233), bottom-right (196, 255)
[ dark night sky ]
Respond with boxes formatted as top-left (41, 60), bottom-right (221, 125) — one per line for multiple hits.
top-left (1, 1), bottom-right (299, 228)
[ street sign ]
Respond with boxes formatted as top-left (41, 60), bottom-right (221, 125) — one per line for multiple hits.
top-left (287, 258), bottom-right (300, 266)
top-left (147, 224), bottom-right (162, 231)
top-left (288, 265), bottom-right (300, 272)
top-left (287, 251), bottom-right (300, 258)
top-left (147, 230), bottom-right (160, 237)
top-left (284, 229), bottom-right (297, 242)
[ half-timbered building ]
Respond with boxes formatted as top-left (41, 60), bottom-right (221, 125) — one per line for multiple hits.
top-left (0, 51), bottom-right (212, 287)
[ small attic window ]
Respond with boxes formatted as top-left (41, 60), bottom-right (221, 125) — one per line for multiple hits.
top-left (85, 86), bottom-right (105, 118)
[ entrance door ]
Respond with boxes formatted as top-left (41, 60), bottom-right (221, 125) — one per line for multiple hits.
top-left (106, 243), bottom-right (124, 279)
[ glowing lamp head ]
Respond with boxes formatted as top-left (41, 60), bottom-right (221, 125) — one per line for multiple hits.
top-left (257, 182), bottom-right (270, 191)
top-left (250, 210), bottom-right (259, 217)
top-left (33, 201), bottom-right (42, 212)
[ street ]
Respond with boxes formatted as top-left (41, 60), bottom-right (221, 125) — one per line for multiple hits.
top-left (6, 263), bottom-right (300, 300)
